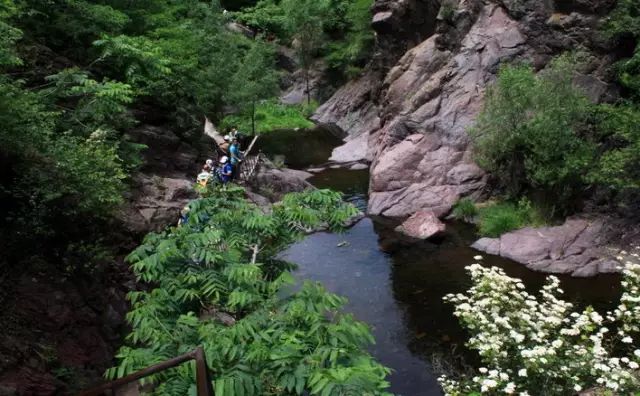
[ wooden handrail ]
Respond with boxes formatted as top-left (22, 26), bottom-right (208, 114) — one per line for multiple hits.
top-left (79, 346), bottom-right (214, 396)
top-left (243, 135), bottom-right (259, 158)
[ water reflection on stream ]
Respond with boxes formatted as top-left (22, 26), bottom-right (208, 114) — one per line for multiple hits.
top-left (258, 128), bottom-right (622, 396)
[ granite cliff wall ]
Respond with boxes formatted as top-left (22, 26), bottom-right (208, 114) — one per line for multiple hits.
top-left (313, 0), bottom-right (618, 218)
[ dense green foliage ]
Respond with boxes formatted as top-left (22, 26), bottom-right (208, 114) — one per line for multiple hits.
top-left (452, 198), bottom-right (545, 237)
top-left (587, 103), bottom-right (640, 189)
top-left (596, 0), bottom-right (640, 190)
top-left (108, 187), bottom-right (391, 394)
top-left (281, 0), bottom-right (325, 104)
top-left (234, 0), bottom-right (375, 82)
top-left (0, 0), bottom-right (290, 268)
top-left (0, 3), bottom-right (134, 260)
top-left (472, 49), bottom-right (640, 215)
top-left (227, 40), bottom-right (280, 134)
top-left (471, 57), bottom-right (595, 207)
top-left (604, 0), bottom-right (640, 98)
top-left (323, 0), bottom-right (375, 80)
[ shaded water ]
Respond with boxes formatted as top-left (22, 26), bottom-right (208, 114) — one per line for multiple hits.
top-left (254, 127), bottom-right (343, 169)
top-left (259, 128), bottom-right (622, 395)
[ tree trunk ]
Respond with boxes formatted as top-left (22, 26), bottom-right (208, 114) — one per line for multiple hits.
top-left (305, 68), bottom-right (311, 105)
top-left (251, 99), bottom-right (256, 135)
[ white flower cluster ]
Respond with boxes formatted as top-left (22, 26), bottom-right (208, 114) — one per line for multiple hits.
top-left (439, 251), bottom-right (640, 395)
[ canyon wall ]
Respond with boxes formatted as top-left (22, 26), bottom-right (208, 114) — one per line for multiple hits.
top-left (313, 0), bottom-right (618, 218)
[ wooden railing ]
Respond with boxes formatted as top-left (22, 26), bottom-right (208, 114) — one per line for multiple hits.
top-left (238, 152), bottom-right (267, 182)
top-left (79, 347), bottom-right (214, 396)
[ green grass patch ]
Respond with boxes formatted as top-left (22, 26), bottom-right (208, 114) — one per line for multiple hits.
top-left (452, 197), bottom-right (478, 221)
top-left (477, 198), bottom-right (547, 237)
top-left (221, 99), bottom-right (318, 134)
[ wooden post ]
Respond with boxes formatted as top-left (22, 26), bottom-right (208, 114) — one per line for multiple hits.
top-left (194, 346), bottom-right (214, 396)
top-left (79, 347), bottom-right (215, 396)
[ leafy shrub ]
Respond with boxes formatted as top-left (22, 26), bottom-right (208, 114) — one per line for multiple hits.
top-left (594, 3), bottom-right (640, 190)
top-left (471, 56), bottom-right (595, 209)
top-left (440, 254), bottom-right (640, 395)
top-left (451, 198), bottom-right (478, 221)
top-left (477, 203), bottom-right (523, 237)
top-left (232, 0), bottom-right (288, 37)
top-left (108, 187), bottom-right (392, 394)
top-left (588, 104), bottom-right (640, 189)
top-left (225, 39), bottom-right (280, 135)
top-left (477, 199), bottom-right (545, 237)
top-left (604, 0), bottom-right (640, 99)
top-left (234, 0), bottom-right (375, 82)
top-left (0, 0), bottom-right (21, 67)
top-left (0, 79), bottom-right (127, 224)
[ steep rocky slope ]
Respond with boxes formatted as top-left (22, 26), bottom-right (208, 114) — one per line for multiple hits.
top-left (313, 0), bottom-right (629, 274)
top-left (118, 123), bottom-right (201, 234)
top-left (314, 0), bottom-right (617, 218)
top-left (0, 118), bottom-right (203, 394)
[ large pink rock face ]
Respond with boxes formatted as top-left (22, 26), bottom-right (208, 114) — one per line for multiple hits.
top-left (368, 5), bottom-right (525, 217)
top-left (313, 0), bottom-right (617, 220)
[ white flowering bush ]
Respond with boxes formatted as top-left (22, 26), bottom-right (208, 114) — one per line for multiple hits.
top-left (439, 251), bottom-right (640, 395)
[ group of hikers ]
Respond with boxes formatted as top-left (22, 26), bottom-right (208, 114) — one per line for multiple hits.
top-left (179, 127), bottom-right (245, 227)
top-left (196, 127), bottom-right (244, 187)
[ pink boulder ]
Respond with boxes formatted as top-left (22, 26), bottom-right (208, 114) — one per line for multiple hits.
top-left (395, 210), bottom-right (446, 240)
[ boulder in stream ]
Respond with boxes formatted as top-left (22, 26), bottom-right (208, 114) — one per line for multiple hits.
top-left (249, 164), bottom-right (314, 202)
top-left (395, 210), bottom-right (446, 240)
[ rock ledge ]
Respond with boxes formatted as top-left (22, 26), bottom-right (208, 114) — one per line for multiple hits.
top-left (471, 216), bottom-right (634, 277)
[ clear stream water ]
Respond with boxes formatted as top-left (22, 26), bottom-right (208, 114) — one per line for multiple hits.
top-left (256, 128), bottom-right (622, 396)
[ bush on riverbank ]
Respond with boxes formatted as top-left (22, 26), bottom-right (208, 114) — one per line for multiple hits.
top-left (439, 254), bottom-right (640, 395)
top-left (470, 56), bottom-right (595, 213)
top-left (221, 99), bottom-right (318, 134)
top-left (477, 199), bottom-right (546, 237)
top-left (452, 198), bottom-right (546, 237)
top-left (472, 51), bottom-right (640, 216)
top-left (108, 186), bottom-right (391, 394)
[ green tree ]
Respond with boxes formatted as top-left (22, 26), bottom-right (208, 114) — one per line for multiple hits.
top-left (233, 0), bottom-right (288, 37)
top-left (471, 57), bottom-right (595, 209)
top-left (282, 0), bottom-right (327, 104)
top-left (0, 0), bottom-right (21, 67)
top-left (323, 0), bottom-right (375, 80)
top-left (107, 187), bottom-right (392, 395)
top-left (591, 0), bottom-right (640, 190)
top-left (228, 40), bottom-right (279, 134)
top-left (588, 103), bottom-right (640, 189)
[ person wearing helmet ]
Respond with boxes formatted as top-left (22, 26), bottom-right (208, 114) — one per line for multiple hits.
top-left (217, 155), bottom-right (233, 184)
top-left (197, 168), bottom-right (212, 187)
top-left (219, 135), bottom-right (231, 155)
